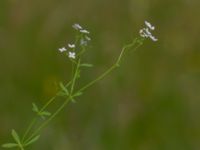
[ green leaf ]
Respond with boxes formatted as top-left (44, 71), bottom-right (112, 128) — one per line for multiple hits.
top-left (32, 103), bottom-right (39, 112)
top-left (57, 91), bottom-right (68, 96)
top-left (73, 92), bottom-right (83, 97)
top-left (24, 135), bottom-right (40, 147)
top-left (2, 143), bottom-right (18, 148)
top-left (70, 96), bottom-right (76, 103)
top-left (59, 82), bottom-right (69, 95)
top-left (40, 115), bottom-right (46, 120)
top-left (80, 63), bottom-right (93, 67)
top-left (40, 111), bottom-right (51, 116)
top-left (66, 81), bottom-right (72, 87)
top-left (11, 130), bottom-right (20, 144)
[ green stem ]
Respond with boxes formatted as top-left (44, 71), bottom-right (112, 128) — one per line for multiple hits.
top-left (39, 96), bottom-right (56, 112)
top-left (116, 38), bottom-right (137, 65)
top-left (76, 38), bottom-right (141, 93)
top-left (24, 59), bottom-right (81, 143)
top-left (23, 37), bottom-right (143, 145)
top-left (70, 59), bottom-right (81, 94)
top-left (25, 97), bottom-right (71, 143)
top-left (77, 64), bottom-right (118, 93)
top-left (15, 139), bottom-right (24, 150)
top-left (22, 118), bottom-right (37, 142)
top-left (19, 145), bottom-right (24, 150)
top-left (22, 96), bottom-right (56, 142)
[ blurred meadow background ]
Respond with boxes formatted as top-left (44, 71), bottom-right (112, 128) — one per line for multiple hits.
top-left (1, 0), bottom-right (200, 150)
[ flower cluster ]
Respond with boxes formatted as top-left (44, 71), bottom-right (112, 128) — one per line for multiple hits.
top-left (58, 23), bottom-right (91, 59)
top-left (58, 43), bottom-right (76, 59)
top-left (139, 21), bottom-right (158, 42)
top-left (72, 23), bottom-right (91, 46)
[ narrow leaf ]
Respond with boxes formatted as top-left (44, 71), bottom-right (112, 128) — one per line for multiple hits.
top-left (40, 115), bottom-right (46, 120)
top-left (66, 81), bottom-right (72, 87)
top-left (41, 111), bottom-right (51, 116)
top-left (80, 63), bottom-right (93, 67)
top-left (2, 143), bottom-right (18, 148)
top-left (70, 97), bottom-right (76, 103)
top-left (24, 135), bottom-right (40, 147)
top-left (32, 103), bottom-right (39, 112)
top-left (73, 92), bottom-right (83, 97)
top-left (57, 91), bottom-right (68, 96)
top-left (59, 82), bottom-right (69, 95)
top-left (11, 130), bottom-right (20, 144)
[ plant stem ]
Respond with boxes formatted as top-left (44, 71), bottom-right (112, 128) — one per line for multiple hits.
top-left (19, 145), bottom-right (24, 150)
top-left (25, 97), bottom-right (71, 143)
top-left (24, 58), bottom-right (81, 143)
top-left (23, 37), bottom-right (143, 145)
top-left (22, 118), bottom-right (37, 142)
top-left (76, 38), bottom-right (142, 93)
top-left (116, 38), bottom-right (137, 65)
top-left (70, 59), bottom-right (81, 94)
top-left (22, 96), bottom-right (57, 142)
top-left (39, 96), bottom-right (56, 112)
top-left (77, 64), bottom-right (118, 93)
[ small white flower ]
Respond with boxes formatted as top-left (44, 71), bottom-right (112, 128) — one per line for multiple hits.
top-left (58, 47), bottom-right (67, 53)
top-left (68, 51), bottom-right (76, 59)
top-left (139, 21), bottom-right (158, 42)
top-left (68, 44), bottom-right (75, 48)
top-left (80, 39), bottom-right (87, 46)
top-left (80, 29), bottom-right (90, 34)
top-left (85, 36), bottom-right (91, 41)
top-left (72, 23), bottom-right (82, 30)
top-left (144, 28), bottom-right (152, 36)
top-left (145, 21), bottom-right (155, 30)
top-left (149, 35), bottom-right (158, 41)
top-left (139, 29), bottom-right (148, 38)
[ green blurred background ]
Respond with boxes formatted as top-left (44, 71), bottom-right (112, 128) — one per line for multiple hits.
top-left (1, 0), bottom-right (200, 149)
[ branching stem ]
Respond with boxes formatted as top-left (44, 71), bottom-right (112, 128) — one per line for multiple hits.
top-left (18, 37), bottom-right (144, 149)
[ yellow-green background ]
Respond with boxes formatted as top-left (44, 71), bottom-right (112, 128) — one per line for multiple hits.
top-left (0, 0), bottom-right (200, 149)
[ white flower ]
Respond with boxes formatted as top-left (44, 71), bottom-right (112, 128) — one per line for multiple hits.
top-left (149, 35), bottom-right (158, 42)
top-left (68, 51), bottom-right (76, 59)
top-left (80, 39), bottom-right (87, 46)
top-left (72, 23), bottom-right (90, 35)
top-left (144, 28), bottom-right (151, 36)
top-left (58, 47), bottom-right (67, 53)
top-left (85, 36), bottom-right (91, 41)
top-left (68, 44), bottom-right (75, 48)
top-left (80, 29), bottom-right (90, 34)
top-left (139, 21), bottom-right (158, 42)
top-left (139, 29), bottom-right (148, 38)
top-left (72, 23), bottom-right (82, 30)
top-left (145, 21), bottom-right (155, 30)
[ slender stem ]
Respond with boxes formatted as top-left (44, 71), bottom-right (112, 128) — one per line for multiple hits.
top-left (70, 59), bottom-right (81, 94)
top-left (15, 139), bottom-right (24, 150)
top-left (25, 97), bottom-right (71, 143)
top-left (39, 96), bottom-right (56, 112)
top-left (23, 37), bottom-right (143, 145)
top-left (24, 59), bottom-right (81, 143)
top-left (116, 38), bottom-right (137, 65)
top-left (22, 118), bottom-right (37, 142)
top-left (77, 64), bottom-right (118, 93)
top-left (38, 80), bottom-right (73, 112)
top-left (22, 60), bottom-right (80, 144)
top-left (21, 71), bottom-right (75, 143)
top-left (19, 145), bottom-right (24, 150)
top-left (22, 96), bottom-right (56, 142)
top-left (76, 38), bottom-right (141, 93)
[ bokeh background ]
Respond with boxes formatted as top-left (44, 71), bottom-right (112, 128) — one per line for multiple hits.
top-left (1, 0), bottom-right (200, 149)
